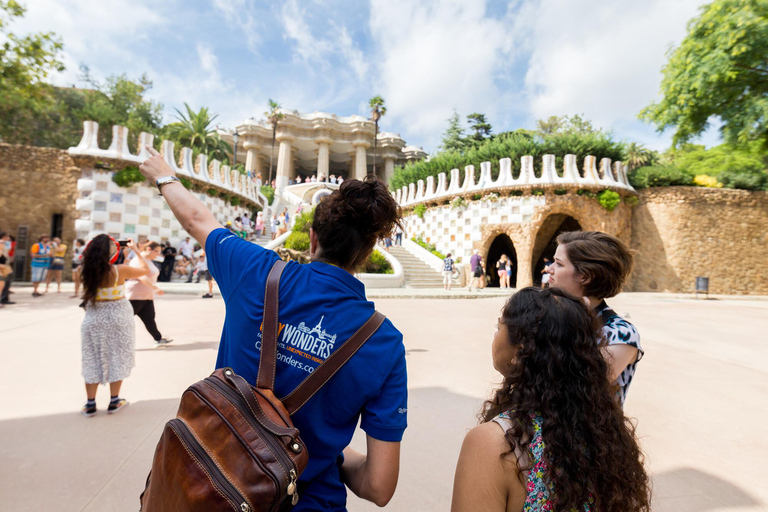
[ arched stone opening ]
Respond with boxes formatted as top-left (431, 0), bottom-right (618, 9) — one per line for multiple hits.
top-left (486, 234), bottom-right (518, 288)
top-left (531, 214), bottom-right (582, 285)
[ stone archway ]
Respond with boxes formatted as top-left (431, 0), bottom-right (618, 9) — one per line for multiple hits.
top-left (531, 214), bottom-right (583, 285)
top-left (486, 234), bottom-right (518, 288)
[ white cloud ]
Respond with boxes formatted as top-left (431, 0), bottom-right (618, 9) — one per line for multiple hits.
top-left (517, 0), bottom-right (710, 147)
top-left (211, 0), bottom-right (263, 54)
top-left (369, 0), bottom-right (515, 151)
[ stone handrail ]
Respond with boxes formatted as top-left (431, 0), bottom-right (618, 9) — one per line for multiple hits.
top-left (68, 120), bottom-right (262, 208)
top-left (394, 154), bottom-right (636, 207)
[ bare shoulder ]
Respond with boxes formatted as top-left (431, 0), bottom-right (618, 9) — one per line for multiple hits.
top-left (452, 422), bottom-right (523, 512)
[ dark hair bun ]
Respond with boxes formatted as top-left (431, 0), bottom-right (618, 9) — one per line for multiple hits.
top-left (313, 176), bottom-right (402, 268)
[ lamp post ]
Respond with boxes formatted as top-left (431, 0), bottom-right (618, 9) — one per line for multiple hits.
top-left (232, 129), bottom-right (240, 169)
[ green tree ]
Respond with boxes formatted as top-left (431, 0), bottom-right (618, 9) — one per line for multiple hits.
top-left (0, 0), bottom-right (65, 144)
top-left (640, 0), bottom-right (768, 146)
top-left (536, 114), bottom-right (597, 136)
top-left (440, 109), bottom-right (466, 153)
top-left (164, 103), bottom-right (231, 162)
top-left (369, 95), bottom-right (387, 177)
top-left (79, 67), bottom-right (163, 149)
top-left (625, 142), bottom-right (653, 171)
top-left (264, 99), bottom-right (285, 187)
top-left (466, 113), bottom-right (492, 144)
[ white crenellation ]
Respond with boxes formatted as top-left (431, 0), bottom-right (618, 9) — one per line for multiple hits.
top-left (396, 154), bottom-right (636, 207)
top-left (68, 121), bottom-right (260, 207)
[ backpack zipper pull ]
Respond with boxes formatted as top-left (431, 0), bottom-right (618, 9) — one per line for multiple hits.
top-left (287, 469), bottom-right (299, 505)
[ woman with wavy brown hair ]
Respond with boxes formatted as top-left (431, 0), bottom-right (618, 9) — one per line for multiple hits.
top-left (452, 287), bottom-right (650, 512)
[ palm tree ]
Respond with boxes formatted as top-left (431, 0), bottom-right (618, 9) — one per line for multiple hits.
top-left (625, 142), bottom-right (652, 171)
top-left (264, 99), bottom-right (285, 187)
top-left (164, 103), bottom-right (231, 161)
top-left (369, 96), bottom-right (387, 177)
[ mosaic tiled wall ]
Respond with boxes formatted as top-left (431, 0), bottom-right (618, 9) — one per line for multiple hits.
top-left (403, 196), bottom-right (545, 262)
top-left (74, 169), bottom-right (252, 246)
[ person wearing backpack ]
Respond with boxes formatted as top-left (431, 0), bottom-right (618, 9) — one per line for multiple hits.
top-left (139, 148), bottom-right (407, 510)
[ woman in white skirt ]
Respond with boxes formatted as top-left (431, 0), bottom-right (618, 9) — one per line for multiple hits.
top-left (80, 236), bottom-right (150, 417)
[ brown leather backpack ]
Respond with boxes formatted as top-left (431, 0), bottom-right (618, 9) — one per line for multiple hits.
top-left (140, 260), bottom-right (385, 511)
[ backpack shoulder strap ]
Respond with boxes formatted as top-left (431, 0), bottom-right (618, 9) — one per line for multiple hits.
top-left (281, 310), bottom-right (386, 415)
top-left (256, 259), bottom-right (287, 390)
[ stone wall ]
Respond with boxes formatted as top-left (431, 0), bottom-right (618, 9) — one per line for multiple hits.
top-left (630, 187), bottom-right (768, 295)
top-left (0, 143), bottom-right (80, 281)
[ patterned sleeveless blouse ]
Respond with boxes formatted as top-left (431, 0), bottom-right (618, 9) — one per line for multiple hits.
top-left (95, 268), bottom-right (125, 301)
top-left (494, 411), bottom-right (593, 511)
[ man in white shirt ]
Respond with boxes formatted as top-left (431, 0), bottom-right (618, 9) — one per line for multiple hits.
top-left (179, 237), bottom-right (195, 282)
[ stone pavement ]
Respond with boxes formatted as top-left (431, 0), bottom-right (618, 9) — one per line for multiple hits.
top-left (1, 289), bottom-right (766, 511)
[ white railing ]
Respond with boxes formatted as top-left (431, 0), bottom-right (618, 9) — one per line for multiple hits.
top-left (394, 154), bottom-right (635, 207)
top-left (68, 120), bottom-right (262, 208)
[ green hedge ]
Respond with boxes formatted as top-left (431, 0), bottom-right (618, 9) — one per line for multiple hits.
top-left (360, 250), bottom-right (393, 274)
top-left (261, 185), bottom-right (275, 204)
top-left (390, 130), bottom-right (625, 191)
top-left (112, 166), bottom-right (145, 188)
top-left (285, 231), bottom-right (310, 251)
top-left (629, 165), bottom-right (694, 188)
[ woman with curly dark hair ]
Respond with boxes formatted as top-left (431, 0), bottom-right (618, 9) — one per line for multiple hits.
top-left (140, 145), bottom-right (408, 510)
top-left (452, 288), bottom-right (650, 512)
top-left (80, 236), bottom-right (150, 417)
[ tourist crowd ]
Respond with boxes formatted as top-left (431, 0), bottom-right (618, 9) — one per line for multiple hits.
top-left (3, 164), bottom-right (650, 511)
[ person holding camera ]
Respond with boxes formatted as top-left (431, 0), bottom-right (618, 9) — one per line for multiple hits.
top-left (80, 237), bottom-right (150, 417)
top-left (140, 147), bottom-right (407, 510)
top-left (126, 241), bottom-right (173, 345)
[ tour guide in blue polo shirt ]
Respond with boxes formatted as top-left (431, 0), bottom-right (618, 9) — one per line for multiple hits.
top-left (140, 147), bottom-right (407, 510)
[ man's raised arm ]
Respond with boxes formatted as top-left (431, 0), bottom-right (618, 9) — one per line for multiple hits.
top-left (139, 147), bottom-right (223, 248)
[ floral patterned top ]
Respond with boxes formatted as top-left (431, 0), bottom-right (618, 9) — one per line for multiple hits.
top-left (494, 411), bottom-right (593, 512)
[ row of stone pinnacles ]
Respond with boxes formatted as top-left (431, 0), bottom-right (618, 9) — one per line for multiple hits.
top-left (68, 121), bottom-right (267, 208)
top-left (395, 154), bottom-right (637, 207)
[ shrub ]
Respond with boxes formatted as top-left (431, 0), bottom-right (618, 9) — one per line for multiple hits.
top-left (261, 185), bottom-right (275, 204)
top-left (450, 196), bottom-right (466, 209)
top-left (112, 166), bottom-right (145, 188)
top-left (292, 208), bottom-right (315, 234)
top-left (717, 169), bottom-right (768, 191)
top-left (531, 189), bottom-right (544, 196)
top-left (207, 188), bottom-right (218, 197)
top-left (230, 196), bottom-right (241, 206)
top-left (624, 195), bottom-right (639, 207)
top-left (629, 165), bottom-right (694, 188)
top-left (285, 231), bottom-right (310, 251)
top-left (597, 190), bottom-right (621, 211)
top-left (471, 193), bottom-right (483, 200)
top-left (413, 234), bottom-right (445, 259)
top-left (179, 176), bottom-right (192, 189)
top-left (414, 204), bottom-right (427, 219)
top-left (554, 188), bottom-right (568, 195)
top-left (360, 250), bottom-right (394, 274)
top-left (693, 174), bottom-right (722, 188)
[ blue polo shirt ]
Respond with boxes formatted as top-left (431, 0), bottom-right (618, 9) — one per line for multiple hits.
top-left (206, 228), bottom-right (408, 511)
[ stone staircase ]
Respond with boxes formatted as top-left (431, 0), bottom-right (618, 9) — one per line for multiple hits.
top-left (388, 246), bottom-right (445, 288)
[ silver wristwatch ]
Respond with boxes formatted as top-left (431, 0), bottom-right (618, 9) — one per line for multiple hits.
top-left (156, 176), bottom-right (182, 195)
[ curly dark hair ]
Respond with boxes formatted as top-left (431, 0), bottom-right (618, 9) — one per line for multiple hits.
top-left (312, 176), bottom-right (401, 269)
top-left (481, 287), bottom-right (650, 511)
top-left (81, 235), bottom-right (115, 306)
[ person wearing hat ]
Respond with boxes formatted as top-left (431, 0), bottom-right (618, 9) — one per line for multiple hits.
top-left (79, 237), bottom-right (150, 416)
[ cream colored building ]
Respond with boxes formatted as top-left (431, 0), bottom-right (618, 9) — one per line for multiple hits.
top-left (223, 110), bottom-right (426, 189)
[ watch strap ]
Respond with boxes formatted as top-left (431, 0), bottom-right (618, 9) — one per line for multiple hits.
top-left (156, 176), bottom-right (182, 195)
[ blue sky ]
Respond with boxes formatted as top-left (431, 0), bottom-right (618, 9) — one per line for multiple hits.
top-left (16, 0), bottom-right (720, 153)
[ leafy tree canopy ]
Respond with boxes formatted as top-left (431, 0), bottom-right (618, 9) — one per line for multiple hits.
top-left (439, 109), bottom-right (466, 153)
top-left (536, 114), bottom-right (599, 136)
top-left (640, 0), bottom-right (768, 147)
top-left (466, 112), bottom-right (492, 144)
top-left (164, 103), bottom-right (231, 162)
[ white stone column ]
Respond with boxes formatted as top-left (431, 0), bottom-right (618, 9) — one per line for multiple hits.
top-left (383, 155), bottom-right (396, 185)
top-left (316, 138), bottom-right (332, 180)
top-left (353, 141), bottom-right (370, 181)
top-left (276, 134), bottom-right (294, 190)
top-left (244, 143), bottom-right (258, 174)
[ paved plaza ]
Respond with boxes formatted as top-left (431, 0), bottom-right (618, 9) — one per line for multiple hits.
top-left (1, 288), bottom-right (766, 512)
